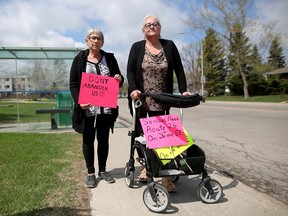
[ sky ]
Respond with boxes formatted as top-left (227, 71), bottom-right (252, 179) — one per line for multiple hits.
top-left (0, 0), bottom-right (287, 71)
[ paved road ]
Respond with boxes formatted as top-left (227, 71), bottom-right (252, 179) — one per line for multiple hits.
top-left (116, 98), bottom-right (288, 205)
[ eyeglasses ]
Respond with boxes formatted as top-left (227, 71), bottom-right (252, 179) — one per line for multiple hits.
top-left (144, 22), bottom-right (160, 29)
top-left (88, 36), bottom-right (103, 42)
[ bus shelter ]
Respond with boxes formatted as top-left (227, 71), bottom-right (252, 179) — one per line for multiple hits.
top-left (0, 46), bottom-right (84, 131)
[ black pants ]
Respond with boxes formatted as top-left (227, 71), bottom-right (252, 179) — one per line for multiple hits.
top-left (82, 114), bottom-right (111, 174)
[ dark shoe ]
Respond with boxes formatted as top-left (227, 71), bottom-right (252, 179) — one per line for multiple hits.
top-left (85, 174), bottom-right (97, 188)
top-left (98, 171), bottom-right (115, 183)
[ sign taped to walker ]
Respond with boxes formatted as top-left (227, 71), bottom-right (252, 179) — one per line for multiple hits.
top-left (154, 128), bottom-right (194, 165)
top-left (140, 114), bottom-right (187, 149)
top-left (78, 72), bottom-right (119, 108)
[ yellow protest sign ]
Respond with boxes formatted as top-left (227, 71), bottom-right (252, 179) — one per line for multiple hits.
top-left (154, 128), bottom-right (194, 165)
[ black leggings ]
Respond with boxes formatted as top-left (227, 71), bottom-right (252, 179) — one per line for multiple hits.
top-left (82, 114), bottom-right (111, 174)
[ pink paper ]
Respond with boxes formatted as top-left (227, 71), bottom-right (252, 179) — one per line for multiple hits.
top-left (140, 114), bottom-right (187, 149)
top-left (78, 72), bottom-right (119, 108)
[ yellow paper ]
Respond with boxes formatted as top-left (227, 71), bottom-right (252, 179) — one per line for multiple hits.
top-left (154, 128), bottom-right (194, 165)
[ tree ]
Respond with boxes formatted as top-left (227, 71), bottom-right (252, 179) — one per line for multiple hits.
top-left (251, 45), bottom-right (262, 66)
top-left (183, 0), bottom-right (284, 98)
top-left (22, 59), bottom-right (69, 92)
top-left (228, 29), bottom-right (252, 97)
top-left (250, 44), bottom-right (268, 74)
top-left (31, 60), bottom-right (45, 90)
top-left (267, 36), bottom-right (286, 69)
top-left (203, 28), bottom-right (227, 96)
top-left (247, 44), bottom-right (269, 96)
top-left (52, 59), bottom-right (69, 89)
top-left (181, 43), bottom-right (202, 93)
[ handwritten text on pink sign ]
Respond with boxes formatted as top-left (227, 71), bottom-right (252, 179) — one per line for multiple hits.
top-left (140, 114), bottom-right (187, 149)
top-left (78, 72), bottom-right (119, 108)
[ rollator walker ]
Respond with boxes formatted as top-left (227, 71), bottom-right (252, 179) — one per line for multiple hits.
top-left (124, 93), bottom-right (223, 213)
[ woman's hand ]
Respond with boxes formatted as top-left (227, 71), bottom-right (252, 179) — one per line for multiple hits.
top-left (80, 103), bottom-right (92, 109)
top-left (182, 91), bottom-right (192, 96)
top-left (114, 74), bottom-right (122, 83)
top-left (130, 90), bottom-right (141, 99)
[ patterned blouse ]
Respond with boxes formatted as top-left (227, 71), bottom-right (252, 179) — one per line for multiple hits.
top-left (142, 47), bottom-right (168, 111)
top-left (85, 56), bottom-right (111, 117)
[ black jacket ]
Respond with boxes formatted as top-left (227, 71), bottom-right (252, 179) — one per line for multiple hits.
top-left (127, 39), bottom-right (187, 95)
top-left (69, 49), bottom-right (124, 133)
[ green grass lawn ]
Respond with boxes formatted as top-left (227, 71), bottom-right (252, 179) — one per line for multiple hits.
top-left (205, 94), bottom-right (288, 103)
top-left (0, 100), bottom-right (71, 124)
top-left (0, 132), bottom-right (90, 216)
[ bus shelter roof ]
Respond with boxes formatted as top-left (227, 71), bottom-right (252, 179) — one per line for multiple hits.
top-left (0, 47), bottom-right (85, 60)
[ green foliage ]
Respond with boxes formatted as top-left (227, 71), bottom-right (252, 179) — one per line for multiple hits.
top-left (227, 75), bottom-right (243, 95)
top-left (251, 45), bottom-right (262, 65)
top-left (266, 79), bottom-right (288, 95)
top-left (0, 133), bottom-right (82, 215)
top-left (203, 28), bottom-right (227, 96)
top-left (247, 73), bottom-right (267, 95)
top-left (228, 72), bottom-right (288, 96)
top-left (229, 30), bottom-right (252, 76)
top-left (250, 44), bottom-right (267, 75)
top-left (267, 36), bottom-right (286, 68)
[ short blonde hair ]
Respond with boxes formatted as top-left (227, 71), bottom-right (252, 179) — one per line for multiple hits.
top-left (142, 14), bottom-right (161, 28)
top-left (86, 28), bottom-right (104, 41)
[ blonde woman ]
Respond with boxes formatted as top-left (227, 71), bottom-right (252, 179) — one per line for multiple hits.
top-left (127, 15), bottom-right (191, 192)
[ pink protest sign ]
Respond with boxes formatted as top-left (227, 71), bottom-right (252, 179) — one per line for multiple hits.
top-left (140, 114), bottom-right (187, 149)
top-left (78, 72), bottom-right (119, 108)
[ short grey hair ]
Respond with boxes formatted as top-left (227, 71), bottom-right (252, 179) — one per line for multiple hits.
top-left (86, 28), bottom-right (104, 41)
top-left (142, 14), bottom-right (161, 28)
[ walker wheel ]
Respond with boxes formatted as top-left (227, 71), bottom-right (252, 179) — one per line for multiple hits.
top-left (124, 163), bottom-right (134, 188)
top-left (170, 176), bottom-right (180, 183)
top-left (197, 179), bottom-right (223, 203)
top-left (143, 183), bottom-right (170, 213)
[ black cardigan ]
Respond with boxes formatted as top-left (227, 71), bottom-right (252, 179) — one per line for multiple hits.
top-left (69, 49), bottom-right (124, 133)
top-left (70, 49), bottom-right (124, 105)
top-left (126, 39), bottom-right (187, 95)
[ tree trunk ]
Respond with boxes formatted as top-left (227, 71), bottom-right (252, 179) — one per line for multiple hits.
top-left (237, 53), bottom-right (250, 99)
top-left (240, 70), bottom-right (250, 99)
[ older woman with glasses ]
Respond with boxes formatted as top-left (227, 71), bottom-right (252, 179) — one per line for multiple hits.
top-left (70, 28), bottom-right (124, 188)
top-left (127, 15), bottom-right (191, 192)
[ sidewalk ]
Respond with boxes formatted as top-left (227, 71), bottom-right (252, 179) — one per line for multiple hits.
top-left (90, 126), bottom-right (288, 216)
top-left (0, 122), bottom-right (73, 133)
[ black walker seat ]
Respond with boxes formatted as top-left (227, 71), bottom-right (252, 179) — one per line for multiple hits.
top-left (148, 144), bottom-right (206, 177)
top-left (148, 92), bottom-right (203, 108)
